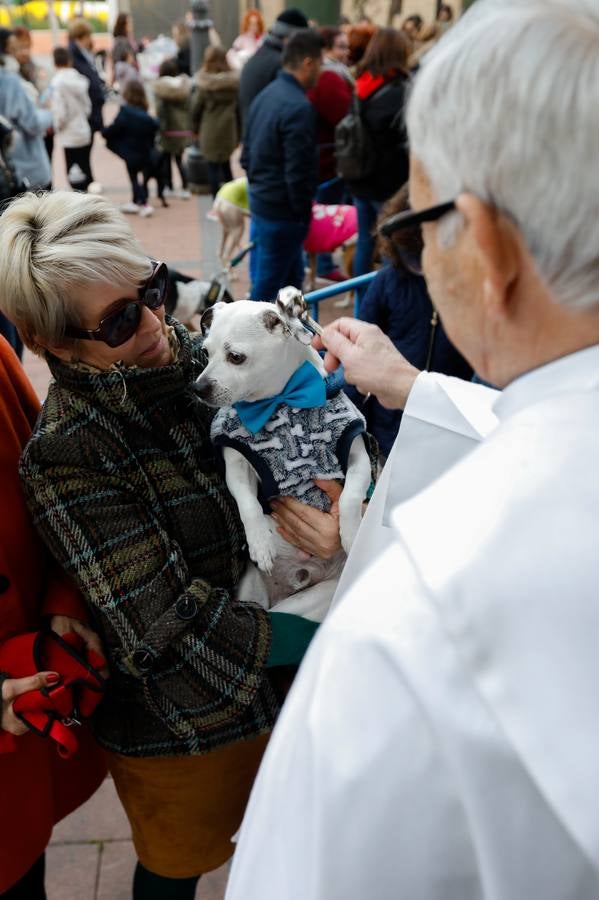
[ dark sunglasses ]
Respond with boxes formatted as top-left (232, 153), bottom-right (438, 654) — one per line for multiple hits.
top-left (378, 200), bottom-right (457, 275)
top-left (378, 200), bottom-right (457, 238)
top-left (64, 259), bottom-right (168, 349)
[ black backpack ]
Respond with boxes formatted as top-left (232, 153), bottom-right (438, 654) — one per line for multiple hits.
top-left (335, 93), bottom-right (376, 182)
top-left (334, 81), bottom-right (402, 182)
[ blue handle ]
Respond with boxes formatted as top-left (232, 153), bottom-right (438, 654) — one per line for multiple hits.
top-left (305, 271), bottom-right (377, 321)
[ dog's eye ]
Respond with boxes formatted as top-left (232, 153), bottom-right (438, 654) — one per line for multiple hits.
top-left (227, 352), bottom-right (246, 366)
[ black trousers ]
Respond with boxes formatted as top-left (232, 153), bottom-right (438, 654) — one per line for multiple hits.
top-left (206, 159), bottom-right (233, 198)
top-left (64, 144), bottom-right (93, 190)
top-left (126, 163), bottom-right (148, 205)
top-left (163, 152), bottom-right (187, 190)
top-left (2, 854), bottom-right (46, 900)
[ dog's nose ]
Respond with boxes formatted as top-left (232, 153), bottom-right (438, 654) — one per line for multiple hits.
top-left (194, 376), bottom-right (213, 401)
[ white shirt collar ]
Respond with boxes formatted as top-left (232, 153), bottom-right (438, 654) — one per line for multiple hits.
top-left (493, 343), bottom-right (599, 422)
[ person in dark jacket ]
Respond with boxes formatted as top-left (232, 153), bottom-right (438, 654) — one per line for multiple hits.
top-left (346, 185), bottom-right (472, 461)
top-left (102, 79), bottom-right (158, 216)
top-left (172, 19), bottom-right (191, 76)
top-left (239, 7), bottom-right (308, 128)
top-left (68, 17), bottom-right (105, 135)
top-left (348, 28), bottom-right (411, 305)
top-left (241, 29), bottom-right (321, 302)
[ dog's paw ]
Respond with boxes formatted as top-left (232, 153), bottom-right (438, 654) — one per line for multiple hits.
top-left (247, 517), bottom-right (278, 574)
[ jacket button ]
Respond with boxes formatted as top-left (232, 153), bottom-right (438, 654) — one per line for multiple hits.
top-left (0, 575), bottom-right (9, 594)
top-left (131, 649), bottom-right (153, 674)
top-left (175, 596), bottom-right (198, 621)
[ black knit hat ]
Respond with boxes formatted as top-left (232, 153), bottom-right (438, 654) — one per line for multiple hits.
top-left (276, 8), bottom-right (309, 28)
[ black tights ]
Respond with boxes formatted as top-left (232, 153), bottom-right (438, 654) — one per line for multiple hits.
top-left (3, 855), bottom-right (46, 899)
top-left (133, 862), bottom-right (200, 900)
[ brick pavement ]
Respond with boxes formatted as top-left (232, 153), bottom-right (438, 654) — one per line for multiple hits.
top-left (22, 87), bottom-right (351, 900)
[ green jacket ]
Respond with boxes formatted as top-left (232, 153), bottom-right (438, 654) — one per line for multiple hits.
top-left (154, 73), bottom-right (192, 156)
top-left (20, 322), bottom-right (279, 758)
top-left (190, 69), bottom-right (240, 163)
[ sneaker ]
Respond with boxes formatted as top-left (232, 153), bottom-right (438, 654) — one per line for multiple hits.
top-left (120, 202), bottom-right (139, 214)
top-left (139, 204), bottom-right (154, 218)
top-left (321, 268), bottom-right (348, 283)
top-left (87, 181), bottom-right (103, 195)
top-left (176, 188), bottom-right (192, 200)
top-left (205, 210), bottom-right (218, 222)
top-left (162, 187), bottom-right (174, 198)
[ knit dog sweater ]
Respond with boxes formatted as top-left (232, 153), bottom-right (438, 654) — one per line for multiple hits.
top-left (211, 391), bottom-right (366, 511)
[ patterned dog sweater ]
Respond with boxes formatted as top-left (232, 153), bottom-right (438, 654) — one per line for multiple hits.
top-left (211, 391), bottom-right (366, 511)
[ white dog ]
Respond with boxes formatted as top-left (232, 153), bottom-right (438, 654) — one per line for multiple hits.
top-left (195, 292), bottom-right (372, 616)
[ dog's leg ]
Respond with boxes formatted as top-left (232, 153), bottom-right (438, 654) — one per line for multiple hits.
top-left (337, 435), bottom-right (372, 554)
top-left (219, 219), bottom-right (229, 272)
top-left (227, 221), bottom-right (244, 281)
top-left (222, 446), bottom-right (278, 573)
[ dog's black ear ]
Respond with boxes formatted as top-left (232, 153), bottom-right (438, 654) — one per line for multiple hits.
top-left (200, 306), bottom-right (214, 336)
top-left (262, 310), bottom-right (284, 333)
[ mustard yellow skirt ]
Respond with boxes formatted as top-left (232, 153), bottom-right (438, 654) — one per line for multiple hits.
top-left (106, 733), bottom-right (270, 878)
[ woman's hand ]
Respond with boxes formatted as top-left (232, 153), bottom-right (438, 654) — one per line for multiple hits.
top-left (315, 318), bottom-right (420, 411)
top-left (50, 616), bottom-right (109, 678)
top-left (270, 480), bottom-right (343, 560)
top-left (1, 671), bottom-right (60, 735)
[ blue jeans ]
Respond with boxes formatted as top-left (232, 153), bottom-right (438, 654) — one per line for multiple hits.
top-left (250, 214), bottom-right (309, 302)
top-left (353, 197), bottom-right (382, 308)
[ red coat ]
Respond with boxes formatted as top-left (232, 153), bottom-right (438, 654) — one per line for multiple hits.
top-left (308, 68), bottom-right (352, 182)
top-left (0, 337), bottom-right (107, 893)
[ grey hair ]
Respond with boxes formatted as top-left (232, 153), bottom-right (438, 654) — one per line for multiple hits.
top-left (0, 190), bottom-right (151, 354)
top-left (407, 0), bottom-right (599, 310)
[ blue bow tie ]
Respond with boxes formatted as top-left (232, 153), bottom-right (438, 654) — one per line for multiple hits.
top-left (234, 360), bottom-right (326, 434)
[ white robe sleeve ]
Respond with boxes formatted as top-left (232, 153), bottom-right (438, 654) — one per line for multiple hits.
top-left (384, 372), bottom-right (500, 509)
top-left (226, 545), bottom-right (481, 900)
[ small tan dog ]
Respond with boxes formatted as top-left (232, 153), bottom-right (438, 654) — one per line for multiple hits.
top-left (211, 178), bottom-right (250, 278)
top-left (211, 177), bottom-right (358, 290)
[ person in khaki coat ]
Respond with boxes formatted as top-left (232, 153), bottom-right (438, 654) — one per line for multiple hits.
top-left (190, 46), bottom-right (239, 197)
top-left (154, 57), bottom-right (192, 198)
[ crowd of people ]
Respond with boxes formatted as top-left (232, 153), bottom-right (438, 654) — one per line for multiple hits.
top-left (3, 1), bottom-right (599, 899)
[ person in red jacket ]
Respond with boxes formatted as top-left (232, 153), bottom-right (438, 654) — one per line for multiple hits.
top-left (307, 31), bottom-right (353, 281)
top-left (0, 335), bottom-right (107, 899)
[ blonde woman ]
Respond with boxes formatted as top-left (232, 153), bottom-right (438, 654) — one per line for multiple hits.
top-left (0, 191), bottom-right (342, 899)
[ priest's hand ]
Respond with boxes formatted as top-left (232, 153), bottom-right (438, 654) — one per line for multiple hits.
top-left (315, 318), bottom-right (420, 410)
top-left (270, 480), bottom-right (343, 560)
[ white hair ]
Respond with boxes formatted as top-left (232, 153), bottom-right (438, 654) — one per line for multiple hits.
top-left (0, 191), bottom-right (151, 354)
top-left (407, 0), bottom-right (599, 310)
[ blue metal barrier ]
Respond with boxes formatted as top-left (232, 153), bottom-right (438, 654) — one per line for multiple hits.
top-left (304, 271), bottom-right (377, 322)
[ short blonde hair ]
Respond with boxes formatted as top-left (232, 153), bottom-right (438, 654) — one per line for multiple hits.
top-left (68, 17), bottom-right (92, 42)
top-left (0, 191), bottom-right (151, 355)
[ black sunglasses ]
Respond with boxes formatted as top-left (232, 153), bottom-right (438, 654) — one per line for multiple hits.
top-left (378, 200), bottom-right (457, 238)
top-left (64, 259), bottom-right (168, 349)
top-left (378, 200), bottom-right (457, 275)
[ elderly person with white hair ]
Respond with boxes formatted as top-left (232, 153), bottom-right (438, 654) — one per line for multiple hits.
top-left (224, 1), bottom-right (599, 898)
top-left (0, 190), bottom-right (344, 899)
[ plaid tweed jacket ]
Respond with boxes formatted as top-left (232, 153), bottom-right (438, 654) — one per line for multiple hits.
top-left (20, 321), bottom-right (279, 757)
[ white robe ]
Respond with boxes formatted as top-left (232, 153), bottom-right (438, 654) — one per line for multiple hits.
top-left (226, 345), bottom-right (599, 900)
